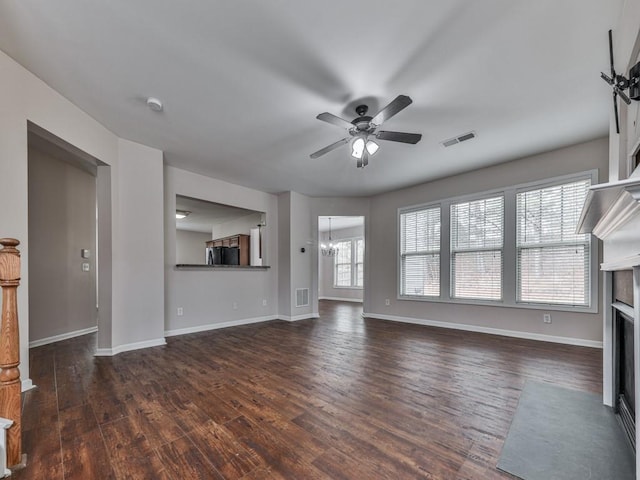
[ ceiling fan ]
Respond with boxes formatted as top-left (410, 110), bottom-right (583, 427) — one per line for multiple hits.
top-left (310, 95), bottom-right (422, 168)
top-left (600, 29), bottom-right (640, 134)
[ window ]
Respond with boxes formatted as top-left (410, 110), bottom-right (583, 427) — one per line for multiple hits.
top-left (397, 170), bottom-right (595, 311)
top-left (450, 196), bottom-right (504, 300)
top-left (400, 206), bottom-right (441, 296)
top-left (516, 179), bottom-right (591, 306)
top-left (334, 238), bottom-right (364, 288)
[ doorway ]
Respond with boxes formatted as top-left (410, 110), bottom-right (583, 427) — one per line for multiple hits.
top-left (317, 216), bottom-right (365, 307)
top-left (27, 124), bottom-right (109, 349)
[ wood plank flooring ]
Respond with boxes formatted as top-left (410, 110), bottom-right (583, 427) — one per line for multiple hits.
top-left (14, 301), bottom-right (602, 479)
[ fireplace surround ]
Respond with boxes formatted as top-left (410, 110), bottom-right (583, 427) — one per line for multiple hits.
top-left (578, 175), bottom-right (640, 475)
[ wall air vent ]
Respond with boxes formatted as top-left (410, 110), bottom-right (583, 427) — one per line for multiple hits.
top-left (441, 131), bottom-right (476, 147)
top-left (295, 288), bottom-right (309, 307)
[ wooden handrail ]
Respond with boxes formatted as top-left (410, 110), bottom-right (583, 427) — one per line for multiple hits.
top-left (0, 239), bottom-right (22, 467)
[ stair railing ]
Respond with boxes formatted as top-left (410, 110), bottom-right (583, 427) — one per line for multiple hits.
top-left (0, 239), bottom-right (22, 468)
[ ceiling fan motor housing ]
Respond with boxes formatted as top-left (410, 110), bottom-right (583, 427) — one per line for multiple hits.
top-left (355, 104), bottom-right (368, 116)
top-left (351, 105), bottom-right (375, 135)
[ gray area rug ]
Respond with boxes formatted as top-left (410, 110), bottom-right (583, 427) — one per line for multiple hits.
top-left (498, 381), bottom-right (635, 480)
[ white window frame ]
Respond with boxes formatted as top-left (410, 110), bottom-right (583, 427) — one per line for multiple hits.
top-left (397, 170), bottom-right (598, 313)
top-left (333, 237), bottom-right (364, 289)
top-left (354, 237), bottom-right (364, 288)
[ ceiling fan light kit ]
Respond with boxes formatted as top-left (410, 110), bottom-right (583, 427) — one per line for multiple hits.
top-left (311, 95), bottom-right (422, 168)
top-left (351, 136), bottom-right (379, 159)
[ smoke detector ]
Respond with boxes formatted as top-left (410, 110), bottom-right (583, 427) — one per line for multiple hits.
top-left (146, 97), bottom-right (163, 112)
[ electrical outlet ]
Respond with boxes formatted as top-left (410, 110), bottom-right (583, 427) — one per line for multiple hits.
top-left (177, 307), bottom-right (183, 316)
top-left (82, 262), bottom-right (90, 272)
top-left (233, 302), bottom-right (238, 310)
top-left (543, 313), bottom-right (551, 324)
top-left (385, 299), bottom-right (390, 306)
top-left (262, 299), bottom-right (267, 306)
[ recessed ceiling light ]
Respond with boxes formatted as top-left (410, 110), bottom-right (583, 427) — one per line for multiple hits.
top-left (176, 210), bottom-right (191, 219)
top-left (146, 97), bottom-right (163, 112)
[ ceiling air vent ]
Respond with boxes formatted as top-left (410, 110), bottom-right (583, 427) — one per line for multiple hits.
top-left (441, 131), bottom-right (476, 147)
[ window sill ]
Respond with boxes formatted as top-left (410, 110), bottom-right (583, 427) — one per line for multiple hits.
top-left (397, 295), bottom-right (597, 314)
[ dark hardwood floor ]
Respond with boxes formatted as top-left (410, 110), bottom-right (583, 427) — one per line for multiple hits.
top-left (15, 300), bottom-right (602, 479)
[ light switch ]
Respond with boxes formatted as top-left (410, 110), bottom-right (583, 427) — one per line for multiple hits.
top-left (82, 262), bottom-right (90, 272)
top-left (81, 249), bottom-right (90, 259)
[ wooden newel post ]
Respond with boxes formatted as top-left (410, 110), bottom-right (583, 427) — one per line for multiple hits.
top-left (0, 239), bottom-right (22, 467)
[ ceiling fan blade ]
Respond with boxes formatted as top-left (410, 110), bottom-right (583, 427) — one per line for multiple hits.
top-left (371, 95), bottom-right (413, 125)
top-left (310, 137), bottom-right (350, 159)
top-left (608, 29), bottom-right (616, 79)
top-left (316, 112), bottom-right (353, 129)
top-left (375, 131), bottom-right (422, 144)
top-left (614, 91), bottom-right (620, 134)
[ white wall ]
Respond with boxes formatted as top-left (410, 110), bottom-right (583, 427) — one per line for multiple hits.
top-left (0, 50), bottom-right (166, 381)
top-left (277, 192), bottom-right (292, 317)
top-left (290, 192), bottom-right (313, 318)
top-left (176, 230), bottom-right (210, 264)
top-left (28, 145), bottom-right (97, 342)
top-left (319, 224), bottom-right (364, 302)
top-left (112, 139), bottom-right (165, 348)
top-left (0, 49), bottom-right (116, 385)
top-left (164, 166), bottom-right (278, 335)
top-left (367, 138), bottom-right (608, 344)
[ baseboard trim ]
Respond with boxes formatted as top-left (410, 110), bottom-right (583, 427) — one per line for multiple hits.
top-left (319, 297), bottom-right (363, 303)
top-left (279, 313), bottom-right (320, 322)
top-left (94, 337), bottom-right (167, 357)
top-left (29, 326), bottom-right (98, 348)
top-left (363, 312), bottom-right (603, 349)
top-left (21, 379), bottom-right (35, 392)
top-left (165, 315), bottom-right (279, 337)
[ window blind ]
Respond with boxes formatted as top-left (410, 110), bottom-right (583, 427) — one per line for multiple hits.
top-left (334, 240), bottom-right (352, 287)
top-left (450, 196), bottom-right (504, 300)
top-left (400, 207), bottom-right (441, 296)
top-left (516, 179), bottom-right (590, 306)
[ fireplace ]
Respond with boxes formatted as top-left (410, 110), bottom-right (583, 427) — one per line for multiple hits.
top-left (613, 270), bottom-right (636, 450)
top-left (616, 309), bottom-right (635, 448)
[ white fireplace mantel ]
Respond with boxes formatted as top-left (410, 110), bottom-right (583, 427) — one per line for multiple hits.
top-left (601, 254), bottom-right (640, 272)
top-left (578, 176), bottom-right (640, 239)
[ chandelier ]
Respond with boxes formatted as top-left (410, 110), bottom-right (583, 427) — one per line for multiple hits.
top-left (320, 217), bottom-right (339, 257)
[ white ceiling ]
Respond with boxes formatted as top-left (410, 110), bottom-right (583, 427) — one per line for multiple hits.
top-left (0, 1), bottom-right (624, 197)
